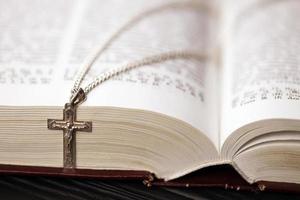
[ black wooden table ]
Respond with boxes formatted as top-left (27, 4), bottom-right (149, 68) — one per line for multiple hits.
top-left (0, 175), bottom-right (299, 200)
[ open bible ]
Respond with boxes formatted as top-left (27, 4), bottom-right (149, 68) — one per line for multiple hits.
top-left (1, 0), bottom-right (300, 192)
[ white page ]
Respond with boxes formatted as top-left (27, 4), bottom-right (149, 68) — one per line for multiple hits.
top-left (0, 0), bottom-right (220, 147)
top-left (221, 0), bottom-right (300, 145)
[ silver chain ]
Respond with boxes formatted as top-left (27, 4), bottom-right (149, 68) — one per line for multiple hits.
top-left (70, 1), bottom-right (212, 100)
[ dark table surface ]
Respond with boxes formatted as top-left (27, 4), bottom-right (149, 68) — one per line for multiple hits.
top-left (0, 175), bottom-right (300, 200)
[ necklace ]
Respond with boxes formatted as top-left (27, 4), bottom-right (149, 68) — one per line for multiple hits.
top-left (47, 1), bottom-right (210, 169)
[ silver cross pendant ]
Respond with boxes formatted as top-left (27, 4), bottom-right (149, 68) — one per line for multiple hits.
top-left (47, 89), bottom-right (92, 169)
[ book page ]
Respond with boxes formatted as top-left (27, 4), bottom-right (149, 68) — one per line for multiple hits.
top-left (0, 0), bottom-right (73, 84)
top-left (221, 0), bottom-right (300, 145)
top-left (0, 0), bottom-right (219, 146)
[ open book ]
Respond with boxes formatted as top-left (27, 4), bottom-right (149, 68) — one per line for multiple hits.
top-left (1, 0), bottom-right (300, 190)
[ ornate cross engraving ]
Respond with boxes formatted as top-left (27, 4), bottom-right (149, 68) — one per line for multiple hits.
top-left (47, 89), bottom-right (92, 169)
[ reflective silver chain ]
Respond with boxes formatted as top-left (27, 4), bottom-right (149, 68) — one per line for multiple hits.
top-left (70, 1), bottom-right (211, 102)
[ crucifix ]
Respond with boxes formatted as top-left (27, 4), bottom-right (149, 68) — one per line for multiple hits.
top-left (47, 89), bottom-right (92, 169)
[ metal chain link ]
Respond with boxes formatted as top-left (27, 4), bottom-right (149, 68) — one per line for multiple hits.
top-left (70, 1), bottom-right (212, 100)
